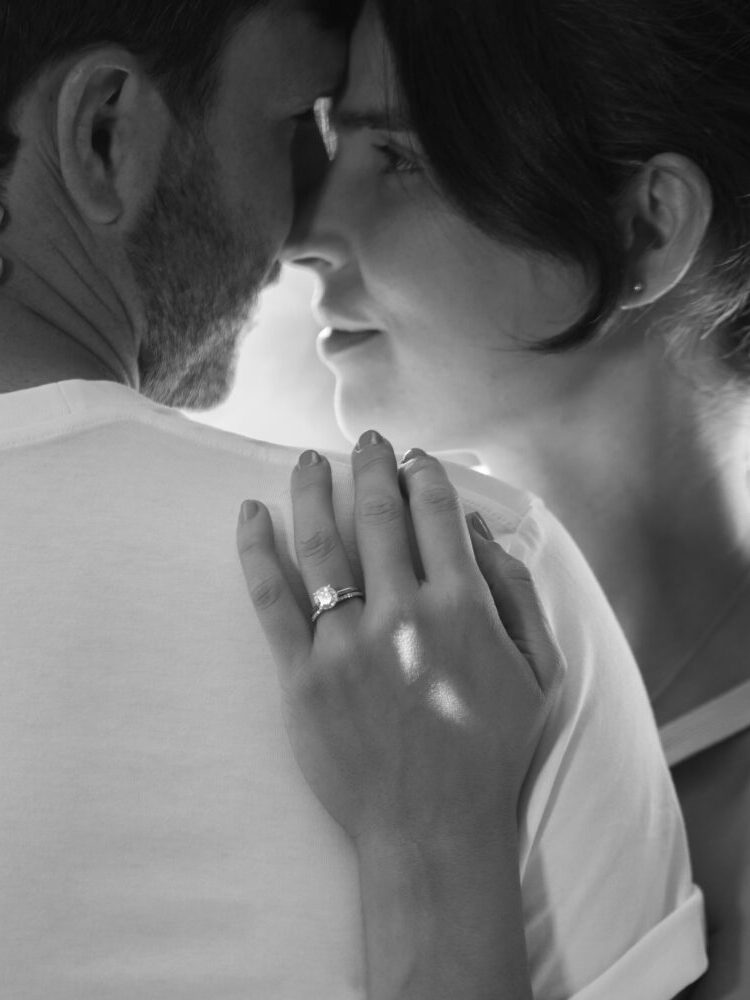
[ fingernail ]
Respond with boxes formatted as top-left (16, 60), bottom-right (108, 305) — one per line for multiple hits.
top-left (299, 449), bottom-right (322, 468)
top-left (401, 448), bottom-right (427, 465)
top-left (356, 430), bottom-right (383, 452)
top-left (241, 500), bottom-right (260, 522)
top-left (468, 511), bottom-right (494, 541)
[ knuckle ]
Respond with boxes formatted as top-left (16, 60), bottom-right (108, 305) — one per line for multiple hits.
top-left (355, 448), bottom-right (392, 474)
top-left (298, 665), bottom-right (327, 700)
top-left (237, 531), bottom-right (266, 558)
top-left (293, 475), bottom-right (326, 501)
top-left (248, 575), bottom-right (285, 612)
top-left (440, 579), bottom-right (487, 617)
top-left (412, 483), bottom-right (461, 515)
top-left (490, 546), bottom-right (534, 584)
top-left (294, 667), bottom-right (334, 711)
top-left (297, 528), bottom-right (338, 564)
top-left (369, 601), bottom-right (416, 637)
top-left (503, 559), bottom-right (534, 586)
top-left (357, 492), bottom-right (403, 526)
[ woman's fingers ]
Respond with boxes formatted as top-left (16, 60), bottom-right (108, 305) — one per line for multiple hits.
top-left (291, 450), bottom-right (361, 629)
top-left (399, 450), bottom-right (476, 583)
top-left (352, 432), bottom-right (415, 600)
top-left (467, 516), bottom-right (565, 699)
top-left (236, 500), bottom-right (311, 685)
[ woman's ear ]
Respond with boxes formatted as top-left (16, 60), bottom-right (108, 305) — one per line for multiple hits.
top-left (56, 49), bottom-right (169, 227)
top-left (618, 153), bottom-right (713, 310)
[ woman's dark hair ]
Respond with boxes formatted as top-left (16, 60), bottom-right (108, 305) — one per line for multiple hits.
top-left (0, 0), bottom-right (359, 170)
top-left (376, 0), bottom-right (750, 377)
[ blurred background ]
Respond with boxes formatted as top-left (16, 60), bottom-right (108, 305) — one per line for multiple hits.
top-left (189, 265), bottom-right (351, 454)
top-left (189, 265), bottom-right (478, 470)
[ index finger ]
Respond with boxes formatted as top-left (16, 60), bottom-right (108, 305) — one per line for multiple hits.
top-left (237, 500), bottom-right (312, 686)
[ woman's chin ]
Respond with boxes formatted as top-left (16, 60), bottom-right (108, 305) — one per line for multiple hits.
top-left (335, 400), bottom-right (411, 452)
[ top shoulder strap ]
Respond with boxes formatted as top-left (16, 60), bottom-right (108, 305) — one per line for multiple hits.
top-left (660, 677), bottom-right (750, 766)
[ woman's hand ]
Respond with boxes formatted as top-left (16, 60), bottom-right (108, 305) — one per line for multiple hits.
top-left (237, 431), bottom-right (563, 848)
top-left (237, 431), bottom-right (564, 1000)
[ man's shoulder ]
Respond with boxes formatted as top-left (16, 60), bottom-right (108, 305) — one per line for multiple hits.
top-left (78, 379), bottom-right (303, 470)
top-left (0, 377), bottom-right (303, 479)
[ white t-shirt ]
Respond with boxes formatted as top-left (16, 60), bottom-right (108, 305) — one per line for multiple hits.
top-left (0, 380), bottom-right (706, 1000)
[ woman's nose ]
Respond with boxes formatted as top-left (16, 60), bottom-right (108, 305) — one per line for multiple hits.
top-left (283, 125), bottom-right (349, 271)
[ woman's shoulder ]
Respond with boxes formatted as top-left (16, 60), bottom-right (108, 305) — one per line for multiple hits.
top-left (441, 460), bottom-right (537, 533)
top-left (442, 463), bottom-right (617, 618)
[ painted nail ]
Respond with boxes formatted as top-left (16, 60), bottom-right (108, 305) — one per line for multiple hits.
top-left (241, 500), bottom-right (260, 522)
top-left (401, 448), bottom-right (428, 465)
top-left (299, 449), bottom-right (322, 468)
top-left (468, 512), bottom-right (494, 541)
top-left (356, 430), bottom-right (383, 451)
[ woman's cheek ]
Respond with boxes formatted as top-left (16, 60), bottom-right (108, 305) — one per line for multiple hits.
top-left (367, 214), bottom-right (445, 310)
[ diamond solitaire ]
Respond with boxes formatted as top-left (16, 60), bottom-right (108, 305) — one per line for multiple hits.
top-left (310, 585), bottom-right (366, 625)
top-left (314, 585), bottom-right (339, 611)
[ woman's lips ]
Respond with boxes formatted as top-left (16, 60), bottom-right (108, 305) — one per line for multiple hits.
top-left (317, 327), bottom-right (383, 357)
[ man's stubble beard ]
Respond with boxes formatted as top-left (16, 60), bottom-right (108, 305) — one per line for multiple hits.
top-left (126, 122), bottom-right (274, 410)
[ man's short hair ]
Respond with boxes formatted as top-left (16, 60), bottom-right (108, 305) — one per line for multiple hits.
top-left (0, 0), bottom-right (359, 174)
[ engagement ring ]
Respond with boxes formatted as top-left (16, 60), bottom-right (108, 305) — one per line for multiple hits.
top-left (311, 585), bottom-right (365, 625)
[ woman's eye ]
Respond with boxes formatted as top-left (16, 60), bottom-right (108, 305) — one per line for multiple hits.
top-left (374, 143), bottom-right (422, 176)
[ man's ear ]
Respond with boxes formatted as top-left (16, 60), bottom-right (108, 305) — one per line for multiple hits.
top-left (56, 49), bottom-right (170, 226)
top-left (618, 153), bottom-right (713, 310)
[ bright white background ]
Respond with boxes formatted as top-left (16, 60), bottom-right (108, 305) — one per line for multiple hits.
top-left (190, 266), bottom-right (351, 454)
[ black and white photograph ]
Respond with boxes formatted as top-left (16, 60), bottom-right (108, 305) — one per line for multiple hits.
top-left (0, 0), bottom-right (747, 996)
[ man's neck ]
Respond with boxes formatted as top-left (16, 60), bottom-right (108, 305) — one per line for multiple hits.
top-left (477, 343), bottom-right (750, 713)
top-left (0, 316), bottom-right (121, 395)
top-left (0, 160), bottom-right (142, 394)
top-left (0, 261), bottom-right (139, 394)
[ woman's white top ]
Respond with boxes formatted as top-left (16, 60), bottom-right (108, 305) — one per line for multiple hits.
top-left (661, 679), bottom-right (750, 766)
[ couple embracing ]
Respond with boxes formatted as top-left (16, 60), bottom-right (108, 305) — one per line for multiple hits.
top-left (2, 0), bottom-right (748, 997)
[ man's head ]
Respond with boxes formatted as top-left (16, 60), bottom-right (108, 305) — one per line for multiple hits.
top-left (0, 0), bottom-right (355, 406)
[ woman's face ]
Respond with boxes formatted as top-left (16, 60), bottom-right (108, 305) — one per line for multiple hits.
top-left (285, 3), bottom-right (592, 453)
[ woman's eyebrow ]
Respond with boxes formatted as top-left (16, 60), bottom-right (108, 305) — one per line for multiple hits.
top-left (330, 107), bottom-right (413, 133)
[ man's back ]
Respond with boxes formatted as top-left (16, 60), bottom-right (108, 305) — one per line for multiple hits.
top-left (0, 380), bottom-right (705, 999)
top-left (0, 381), bottom-right (367, 998)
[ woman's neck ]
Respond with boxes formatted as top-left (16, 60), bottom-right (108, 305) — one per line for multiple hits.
top-left (478, 342), bottom-right (750, 720)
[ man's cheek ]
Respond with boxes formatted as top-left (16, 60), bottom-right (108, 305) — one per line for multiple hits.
top-left (259, 164), bottom-right (296, 250)
top-left (292, 122), bottom-right (331, 203)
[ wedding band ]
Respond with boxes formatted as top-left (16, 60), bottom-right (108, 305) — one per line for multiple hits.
top-left (311, 585), bottom-right (365, 625)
